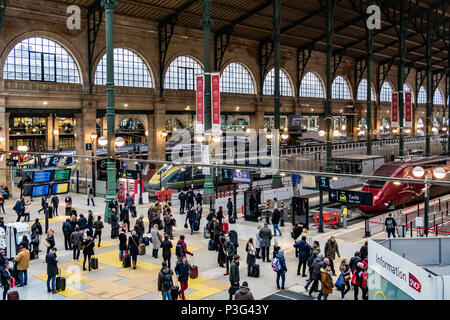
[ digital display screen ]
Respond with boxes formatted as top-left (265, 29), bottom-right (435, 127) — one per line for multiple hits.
top-left (232, 170), bottom-right (252, 183)
top-left (32, 184), bottom-right (50, 197)
top-left (33, 171), bottom-right (52, 183)
top-left (53, 169), bottom-right (71, 181)
top-left (51, 183), bottom-right (69, 195)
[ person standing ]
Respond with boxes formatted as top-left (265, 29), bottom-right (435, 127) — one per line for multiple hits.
top-left (124, 193), bottom-right (134, 217)
top-left (0, 194), bottom-right (5, 214)
top-left (45, 229), bottom-right (55, 254)
top-left (229, 254), bottom-right (240, 300)
top-left (157, 261), bottom-right (174, 300)
top-left (0, 263), bottom-right (11, 300)
top-left (64, 194), bottom-right (72, 215)
top-left (186, 207), bottom-right (196, 236)
top-left (227, 198), bottom-right (233, 222)
top-left (51, 195), bottom-right (59, 216)
top-left (23, 200), bottom-right (31, 222)
top-left (223, 236), bottom-right (236, 276)
top-left (211, 218), bottom-right (221, 251)
top-left (351, 262), bottom-right (366, 300)
top-left (254, 225), bottom-right (262, 259)
top-left (271, 208), bottom-right (282, 237)
top-left (121, 205), bottom-right (131, 232)
top-left (385, 213), bottom-right (397, 238)
top-left (70, 226), bottom-right (83, 261)
top-left (175, 235), bottom-right (193, 260)
top-left (186, 188), bottom-right (195, 209)
top-left (135, 215), bottom-right (145, 240)
top-left (324, 236), bottom-right (340, 276)
top-left (291, 222), bottom-right (303, 257)
top-left (161, 235), bottom-right (173, 269)
top-left (273, 249), bottom-right (287, 290)
top-left (259, 223), bottom-right (273, 262)
top-left (14, 245), bottom-right (30, 287)
top-left (87, 185), bottom-right (95, 206)
top-left (45, 247), bottom-right (58, 294)
top-left (234, 281), bottom-right (254, 300)
top-left (294, 236), bottom-right (311, 277)
top-left (178, 190), bottom-right (186, 215)
top-left (339, 259), bottom-right (351, 300)
top-left (164, 209), bottom-right (175, 240)
top-left (82, 235), bottom-right (95, 272)
top-left (151, 224), bottom-right (163, 258)
top-left (87, 210), bottom-right (94, 234)
top-left (216, 206), bottom-right (224, 225)
top-left (308, 253), bottom-right (324, 297)
top-left (118, 229), bottom-right (128, 261)
top-left (77, 214), bottom-right (88, 232)
top-left (195, 190), bottom-right (203, 207)
top-left (128, 231), bottom-right (140, 269)
top-left (317, 262), bottom-right (334, 300)
top-left (360, 241), bottom-right (368, 261)
top-left (30, 228), bottom-right (40, 260)
top-left (111, 210), bottom-right (120, 239)
top-left (245, 238), bottom-right (256, 276)
top-left (62, 218), bottom-right (72, 250)
top-left (217, 232), bottom-right (226, 268)
top-left (93, 216), bottom-right (104, 247)
top-left (13, 198), bottom-right (23, 222)
top-left (175, 256), bottom-right (191, 300)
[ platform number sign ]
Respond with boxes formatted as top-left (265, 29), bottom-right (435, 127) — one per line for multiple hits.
top-left (316, 176), bottom-right (330, 190)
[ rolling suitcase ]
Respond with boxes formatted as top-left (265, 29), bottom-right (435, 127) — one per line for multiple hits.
top-left (48, 206), bottom-right (53, 219)
top-left (221, 222), bottom-right (229, 233)
top-left (189, 256), bottom-right (198, 279)
top-left (139, 243), bottom-right (146, 255)
top-left (170, 285), bottom-right (179, 300)
top-left (90, 257), bottom-right (98, 270)
top-left (56, 269), bottom-right (66, 291)
top-left (251, 264), bottom-right (260, 278)
top-left (7, 291), bottom-right (19, 300)
top-left (122, 255), bottom-right (131, 268)
top-left (65, 206), bottom-right (71, 216)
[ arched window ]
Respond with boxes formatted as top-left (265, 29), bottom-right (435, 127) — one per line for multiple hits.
top-left (220, 62), bottom-right (255, 94)
top-left (164, 56), bottom-right (203, 90)
top-left (263, 68), bottom-right (293, 96)
top-left (418, 86), bottom-right (427, 104)
top-left (433, 88), bottom-right (444, 105)
top-left (356, 79), bottom-right (376, 101)
top-left (4, 37), bottom-right (81, 83)
top-left (380, 82), bottom-right (393, 102)
top-left (299, 72), bottom-right (324, 98)
top-left (95, 48), bottom-right (152, 87)
top-left (403, 84), bottom-right (414, 103)
top-left (358, 118), bottom-right (367, 129)
top-left (332, 76), bottom-right (351, 99)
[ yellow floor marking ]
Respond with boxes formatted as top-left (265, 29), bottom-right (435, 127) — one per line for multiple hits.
top-left (185, 286), bottom-right (222, 300)
top-left (112, 288), bottom-right (149, 300)
top-left (199, 279), bottom-right (229, 290)
top-left (94, 250), bottom-right (162, 271)
top-left (115, 269), bottom-right (159, 282)
top-left (33, 269), bottom-right (91, 284)
top-left (57, 286), bottom-right (84, 298)
top-left (85, 282), bottom-right (134, 298)
top-left (120, 279), bottom-right (159, 292)
top-left (94, 240), bottom-right (117, 249)
top-left (189, 275), bottom-right (209, 282)
top-left (170, 245), bottom-right (199, 253)
top-left (58, 260), bottom-right (105, 273)
top-left (83, 276), bottom-right (122, 288)
top-left (70, 293), bottom-right (102, 300)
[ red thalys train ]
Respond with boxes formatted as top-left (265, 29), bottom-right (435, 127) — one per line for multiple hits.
top-left (358, 156), bottom-right (450, 217)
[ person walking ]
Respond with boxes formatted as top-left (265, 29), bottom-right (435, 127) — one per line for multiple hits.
top-left (87, 185), bottom-right (95, 206)
top-left (121, 205), bottom-right (131, 232)
top-left (349, 251), bottom-right (362, 273)
top-left (186, 207), bottom-right (196, 236)
top-left (151, 224), bottom-right (163, 258)
top-left (134, 215), bottom-right (145, 242)
top-left (81, 235), bottom-right (95, 272)
top-left (317, 261), bottom-right (334, 300)
top-left (128, 230), bottom-right (140, 269)
top-left (175, 256), bottom-right (191, 300)
top-left (384, 213), bottom-right (397, 238)
top-left (161, 235), bottom-right (173, 269)
top-left (70, 226), bottom-right (83, 261)
top-left (338, 259), bottom-right (351, 300)
top-left (351, 261), bottom-right (366, 300)
top-left (195, 190), bottom-right (203, 207)
top-left (291, 222), bottom-right (303, 257)
top-left (304, 250), bottom-right (319, 290)
top-left (0, 262), bottom-right (11, 300)
top-left (158, 261), bottom-right (174, 300)
top-left (87, 210), bottom-right (94, 235)
top-left (186, 188), bottom-right (195, 209)
top-left (308, 253), bottom-right (324, 297)
top-left (45, 247), bottom-right (58, 294)
top-left (254, 225), bottom-right (262, 259)
top-left (62, 218), bottom-right (72, 250)
top-left (14, 244), bottom-right (30, 287)
top-left (93, 216), bottom-right (104, 247)
top-left (45, 229), bottom-right (55, 254)
top-left (229, 254), bottom-right (240, 300)
top-left (272, 208), bottom-right (282, 236)
top-left (294, 235), bottom-right (311, 277)
top-left (110, 210), bottom-right (120, 239)
top-left (178, 190), bottom-right (186, 215)
top-left (51, 195), bottom-right (59, 216)
top-left (273, 249), bottom-right (288, 290)
top-left (245, 238), bottom-right (256, 276)
top-left (175, 235), bottom-right (193, 260)
top-left (324, 236), bottom-right (340, 276)
top-left (259, 223), bottom-right (273, 262)
top-left (360, 241), bottom-right (368, 261)
top-left (227, 198), bottom-right (234, 222)
top-left (223, 236), bottom-right (236, 276)
top-left (13, 198), bottom-right (24, 222)
top-left (234, 281), bottom-right (254, 300)
top-left (118, 229), bottom-right (128, 261)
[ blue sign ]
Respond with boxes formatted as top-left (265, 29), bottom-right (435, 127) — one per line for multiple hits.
top-left (33, 171), bottom-right (52, 183)
top-left (232, 170), bottom-right (252, 183)
top-left (316, 176), bottom-right (330, 190)
top-left (32, 184), bottom-right (50, 197)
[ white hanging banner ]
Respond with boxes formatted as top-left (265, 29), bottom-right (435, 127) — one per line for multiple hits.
top-left (195, 75), bottom-right (205, 135)
top-left (391, 92), bottom-right (399, 128)
top-left (211, 73), bottom-right (221, 134)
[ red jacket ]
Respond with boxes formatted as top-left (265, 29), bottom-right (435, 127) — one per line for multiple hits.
top-left (177, 239), bottom-right (192, 256)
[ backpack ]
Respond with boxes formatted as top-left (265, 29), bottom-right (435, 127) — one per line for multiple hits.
top-left (163, 271), bottom-right (173, 289)
top-left (271, 257), bottom-right (282, 272)
top-left (89, 188), bottom-right (94, 195)
top-left (175, 243), bottom-right (183, 257)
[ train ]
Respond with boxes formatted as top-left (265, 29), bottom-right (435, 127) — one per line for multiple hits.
top-left (358, 156), bottom-right (450, 216)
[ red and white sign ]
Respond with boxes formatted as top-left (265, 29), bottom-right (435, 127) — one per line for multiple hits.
top-left (211, 73), bottom-right (221, 134)
top-left (195, 75), bottom-right (205, 135)
top-left (404, 92), bottom-right (412, 128)
top-left (391, 92), bottom-right (399, 128)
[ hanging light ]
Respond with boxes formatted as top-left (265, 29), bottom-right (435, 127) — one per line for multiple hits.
top-left (266, 131), bottom-right (273, 140)
top-left (161, 131), bottom-right (168, 137)
top-left (333, 130), bottom-right (341, 138)
top-left (0, 134), bottom-right (5, 142)
top-left (245, 128), bottom-right (252, 134)
top-left (212, 135), bottom-right (221, 143)
top-left (195, 134), bottom-right (205, 143)
top-left (392, 128), bottom-right (398, 134)
top-left (412, 166), bottom-right (425, 178)
top-left (281, 132), bottom-right (289, 140)
top-left (405, 128), bottom-right (412, 134)
top-left (98, 136), bottom-right (108, 146)
top-left (53, 129), bottom-right (59, 135)
top-left (90, 132), bottom-right (98, 140)
top-left (433, 167), bottom-right (447, 179)
top-left (145, 130), bottom-right (149, 136)
top-left (318, 130), bottom-right (326, 137)
top-left (115, 136), bottom-right (125, 147)
top-left (17, 145), bottom-right (28, 152)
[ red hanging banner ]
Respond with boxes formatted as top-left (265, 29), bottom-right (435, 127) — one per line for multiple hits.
top-left (195, 75), bottom-right (205, 135)
top-left (211, 73), bottom-right (221, 134)
top-left (405, 92), bottom-right (412, 128)
top-left (391, 92), bottom-right (399, 128)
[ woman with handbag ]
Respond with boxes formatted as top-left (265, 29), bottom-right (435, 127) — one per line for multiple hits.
top-left (151, 224), bottom-right (163, 258)
top-left (291, 222), bottom-right (302, 257)
top-left (45, 229), bottom-right (55, 254)
top-left (338, 259), bottom-right (351, 300)
top-left (81, 235), bottom-right (95, 272)
top-left (245, 238), bottom-right (256, 276)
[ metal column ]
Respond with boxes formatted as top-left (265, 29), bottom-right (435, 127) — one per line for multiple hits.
top-left (366, 22), bottom-right (372, 155)
top-left (201, 0), bottom-right (214, 205)
top-left (103, 0), bottom-right (117, 222)
top-left (426, 9), bottom-right (432, 157)
top-left (398, 1), bottom-right (405, 156)
top-left (272, 0), bottom-right (282, 187)
top-left (325, 0), bottom-right (335, 172)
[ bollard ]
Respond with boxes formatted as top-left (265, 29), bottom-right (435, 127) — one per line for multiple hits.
top-left (364, 221), bottom-right (371, 237)
top-left (76, 170), bottom-right (79, 194)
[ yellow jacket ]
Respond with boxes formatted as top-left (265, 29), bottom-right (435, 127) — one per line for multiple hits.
top-left (15, 248), bottom-right (30, 270)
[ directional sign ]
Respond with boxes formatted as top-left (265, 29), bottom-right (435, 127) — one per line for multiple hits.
top-left (328, 189), bottom-right (373, 206)
top-left (316, 176), bottom-right (330, 190)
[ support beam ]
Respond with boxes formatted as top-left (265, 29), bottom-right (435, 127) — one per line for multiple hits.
top-left (102, 0), bottom-right (117, 223)
top-left (0, 0), bottom-right (7, 36)
top-left (366, 11), bottom-right (373, 155)
top-left (426, 8), bottom-right (432, 157)
top-left (258, 39), bottom-right (273, 101)
top-left (297, 46), bottom-right (313, 103)
top-left (398, 0), bottom-right (405, 157)
top-left (272, 0), bottom-right (282, 187)
top-left (87, 0), bottom-right (104, 95)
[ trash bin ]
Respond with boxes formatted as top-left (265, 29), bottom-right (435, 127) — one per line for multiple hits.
top-left (397, 225), bottom-right (406, 238)
top-left (415, 217), bottom-right (424, 237)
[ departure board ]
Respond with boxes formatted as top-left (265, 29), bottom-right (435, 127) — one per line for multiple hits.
top-left (51, 182), bottom-right (69, 195)
top-left (32, 171), bottom-right (52, 183)
top-left (53, 169), bottom-right (71, 181)
top-left (32, 184), bottom-right (50, 197)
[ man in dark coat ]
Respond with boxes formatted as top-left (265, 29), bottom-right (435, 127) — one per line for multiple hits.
top-left (223, 236), bottom-right (236, 276)
top-left (51, 195), bottom-right (59, 216)
top-left (62, 218), bottom-right (72, 250)
top-left (258, 223), bottom-right (273, 262)
top-left (178, 190), bottom-right (186, 214)
top-left (175, 256), bottom-right (191, 300)
top-left (307, 253), bottom-right (324, 297)
top-left (272, 209), bottom-right (282, 236)
top-left (227, 198), bottom-right (234, 222)
top-left (229, 255), bottom-right (240, 300)
top-left (160, 235), bottom-right (173, 269)
top-left (121, 205), bottom-right (131, 231)
top-left (186, 188), bottom-right (195, 209)
top-left (31, 218), bottom-right (43, 236)
top-left (294, 236), bottom-right (311, 277)
top-left (45, 247), bottom-right (58, 294)
top-left (195, 191), bottom-right (203, 207)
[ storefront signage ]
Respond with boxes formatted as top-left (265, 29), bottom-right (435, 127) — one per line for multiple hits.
top-left (391, 92), bottom-right (399, 128)
top-left (211, 73), bottom-right (221, 134)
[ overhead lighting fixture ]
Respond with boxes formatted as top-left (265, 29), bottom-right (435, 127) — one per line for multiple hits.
top-left (98, 136), bottom-right (108, 146)
top-left (318, 130), bottom-right (326, 137)
top-left (115, 136), bottom-right (125, 147)
top-left (161, 131), bottom-right (168, 137)
top-left (124, 104), bottom-right (128, 107)
top-left (43, 101), bottom-right (48, 105)
top-left (195, 134), bottom-right (205, 143)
